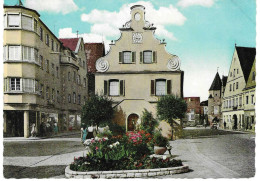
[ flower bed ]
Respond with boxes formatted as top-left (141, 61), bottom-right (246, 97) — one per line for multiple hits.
top-left (70, 130), bottom-right (184, 173)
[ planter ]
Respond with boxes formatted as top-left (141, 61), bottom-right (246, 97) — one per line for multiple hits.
top-left (154, 146), bottom-right (167, 155)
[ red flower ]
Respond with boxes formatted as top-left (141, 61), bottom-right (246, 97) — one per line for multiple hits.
top-left (95, 147), bottom-right (99, 150)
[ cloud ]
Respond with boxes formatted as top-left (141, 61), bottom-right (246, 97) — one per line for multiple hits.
top-left (58, 28), bottom-right (110, 52)
top-left (177, 0), bottom-right (215, 8)
top-left (81, 1), bottom-right (186, 40)
top-left (24, 0), bottom-right (78, 14)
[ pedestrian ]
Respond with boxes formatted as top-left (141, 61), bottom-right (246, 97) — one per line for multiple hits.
top-left (86, 126), bottom-right (94, 139)
top-left (31, 123), bottom-right (36, 137)
top-left (54, 122), bottom-right (58, 134)
top-left (82, 126), bottom-right (88, 143)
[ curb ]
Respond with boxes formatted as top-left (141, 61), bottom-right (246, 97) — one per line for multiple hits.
top-left (65, 165), bottom-right (189, 178)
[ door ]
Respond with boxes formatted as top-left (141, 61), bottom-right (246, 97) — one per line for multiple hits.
top-left (127, 113), bottom-right (139, 131)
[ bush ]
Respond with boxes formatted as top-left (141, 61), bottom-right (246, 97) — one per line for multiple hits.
top-left (108, 123), bottom-right (126, 136)
top-left (153, 131), bottom-right (169, 147)
top-left (139, 109), bottom-right (158, 135)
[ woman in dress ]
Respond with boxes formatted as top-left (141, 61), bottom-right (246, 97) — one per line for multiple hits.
top-left (82, 125), bottom-right (88, 143)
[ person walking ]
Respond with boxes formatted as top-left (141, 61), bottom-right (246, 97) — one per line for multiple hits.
top-left (82, 126), bottom-right (88, 143)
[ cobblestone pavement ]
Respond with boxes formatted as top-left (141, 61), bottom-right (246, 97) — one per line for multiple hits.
top-left (3, 129), bottom-right (255, 178)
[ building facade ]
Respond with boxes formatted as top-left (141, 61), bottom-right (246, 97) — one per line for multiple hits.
top-left (95, 5), bottom-right (184, 131)
top-left (3, 4), bottom-right (88, 137)
top-left (222, 46), bottom-right (256, 130)
top-left (183, 97), bottom-right (201, 125)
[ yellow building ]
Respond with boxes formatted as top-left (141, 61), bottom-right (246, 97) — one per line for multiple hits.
top-left (222, 46), bottom-right (256, 130)
top-left (3, 4), bottom-right (88, 137)
top-left (95, 5), bottom-right (184, 131)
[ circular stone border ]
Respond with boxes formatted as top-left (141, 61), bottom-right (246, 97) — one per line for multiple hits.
top-left (65, 165), bottom-right (189, 178)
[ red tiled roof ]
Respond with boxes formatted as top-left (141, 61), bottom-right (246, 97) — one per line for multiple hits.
top-left (59, 38), bottom-right (79, 51)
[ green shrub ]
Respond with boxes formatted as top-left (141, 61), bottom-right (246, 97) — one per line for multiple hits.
top-left (108, 123), bottom-right (126, 136)
top-left (153, 131), bottom-right (169, 147)
top-left (139, 109), bottom-right (158, 134)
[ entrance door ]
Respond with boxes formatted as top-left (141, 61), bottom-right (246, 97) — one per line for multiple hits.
top-left (233, 115), bottom-right (237, 130)
top-left (6, 111), bottom-right (24, 137)
top-left (127, 114), bottom-right (139, 131)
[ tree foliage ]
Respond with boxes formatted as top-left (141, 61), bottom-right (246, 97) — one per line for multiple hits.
top-left (81, 94), bottom-right (114, 127)
top-left (157, 95), bottom-right (187, 140)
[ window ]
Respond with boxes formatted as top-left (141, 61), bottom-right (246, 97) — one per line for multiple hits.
top-left (239, 96), bottom-right (242, 106)
top-left (23, 79), bottom-right (35, 92)
top-left (51, 39), bottom-right (54, 51)
top-left (84, 78), bottom-right (86, 88)
top-left (68, 72), bottom-right (71, 81)
top-left (252, 72), bottom-right (256, 81)
top-left (46, 34), bottom-right (49, 46)
top-left (39, 55), bottom-right (43, 69)
top-left (229, 100), bottom-right (231, 108)
top-left (214, 106), bottom-right (219, 115)
top-left (251, 95), bottom-right (254, 105)
top-left (68, 94), bottom-right (71, 103)
top-left (109, 80), bottom-right (119, 96)
top-left (233, 83), bottom-right (235, 91)
top-left (56, 43), bottom-right (59, 52)
top-left (46, 60), bottom-right (49, 72)
top-left (10, 78), bottom-right (21, 91)
top-left (143, 51), bottom-right (152, 63)
top-left (236, 82), bottom-right (238, 89)
top-left (57, 91), bottom-right (60, 103)
top-left (235, 98), bottom-right (238, 107)
top-left (233, 69), bottom-right (235, 77)
top-left (34, 19), bottom-right (37, 32)
top-left (156, 80), bottom-right (166, 96)
top-left (52, 88), bottom-right (55, 101)
top-left (230, 72), bottom-right (232, 77)
top-left (73, 71), bottom-right (76, 81)
top-left (40, 84), bottom-right (44, 98)
top-left (237, 69), bottom-right (239, 74)
top-left (46, 86), bottom-right (49, 99)
top-left (22, 15), bottom-right (32, 30)
top-left (73, 92), bottom-right (76, 103)
top-left (230, 84), bottom-right (232, 91)
top-left (8, 14), bottom-right (20, 27)
top-left (123, 51), bottom-right (131, 63)
top-left (40, 27), bottom-right (43, 41)
top-left (51, 63), bottom-right (55, 75)
top-left (23, 46), bottom-right (32, 61)
top-left (8, 46), bottom-right (21, 60)
top-left (78, 95), bottom-right (81, 104)
top-left (246, 96), bottom-right (249, 104)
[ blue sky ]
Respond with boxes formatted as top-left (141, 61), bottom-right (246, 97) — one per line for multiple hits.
top-left (3, 0), bottom-right (256, 101)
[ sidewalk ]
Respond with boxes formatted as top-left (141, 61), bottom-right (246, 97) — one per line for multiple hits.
top-left (4, 130), bottom-right (81, 142)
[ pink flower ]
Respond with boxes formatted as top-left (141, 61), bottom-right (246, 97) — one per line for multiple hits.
top-left (95, 147), bottom-right (99, 150)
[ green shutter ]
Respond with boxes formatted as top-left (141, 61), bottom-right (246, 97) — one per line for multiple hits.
top-left (151, 80), bottom-right (155, 95)
top-left (140, 52), bottom-right (143, 64)
top-left (153, 51), bottom-right (157, 63)
top-left (132, 52), bottom-right (136, 63)
top-left (104, 80), bottom-right (108, 95)
top-left (120, 80), bottom-right (125, 96)
top-left (119, 52), bottom-right (122, 63)
top-left (167, 80), bottom-right (171, 95)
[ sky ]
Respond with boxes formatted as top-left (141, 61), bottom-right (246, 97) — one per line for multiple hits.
top-left (3, 0), bottom-right (257, 101)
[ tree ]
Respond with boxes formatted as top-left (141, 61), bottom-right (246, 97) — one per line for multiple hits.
top-left (157, 95), bottom-right (187, 140)
top-left (81, 94), bottom-right (114, 128)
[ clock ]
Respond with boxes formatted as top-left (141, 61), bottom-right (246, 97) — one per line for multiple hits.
top-left (132, 32), bottom-right (143, 43)
top-left (134, 13), bottom-right (141, 21)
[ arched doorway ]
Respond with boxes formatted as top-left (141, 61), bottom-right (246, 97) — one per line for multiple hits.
top-left (127, 113), bottom-right (139, 131)
top-left (233, 114), bottom-right (237, 130)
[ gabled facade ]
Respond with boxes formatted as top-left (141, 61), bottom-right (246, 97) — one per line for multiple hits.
top-left (243, 58), bottom-right (256, 131)
top-left (183, 97), bottom-right (201, 124)
top-left (95, 5), bottom-right (184, 131)
top-left (222, 46), bottom-right (256, 130)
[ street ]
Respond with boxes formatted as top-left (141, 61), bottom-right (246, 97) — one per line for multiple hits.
top-left (3, 128), bottom-right (255, 178)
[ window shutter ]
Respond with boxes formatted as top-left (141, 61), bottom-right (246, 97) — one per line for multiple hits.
top-left (167, 80), bottom-right (171, 94)
top-left (119, 52), bottom-right (122, 63)
top-left (132, 52), bottom-right (136, 63)
top-left (140, 52), bottom-right (143, 64)
top-left (104, 80), bottom-right (108, 95)
top-left (120, 80), bottom-right (125, 96)
top-left (151, 80), bottom-right (155, 95)
top-left (153, 51), bottom-right (157, 63)
top-left (8, 14), bottom-right (20, 27)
